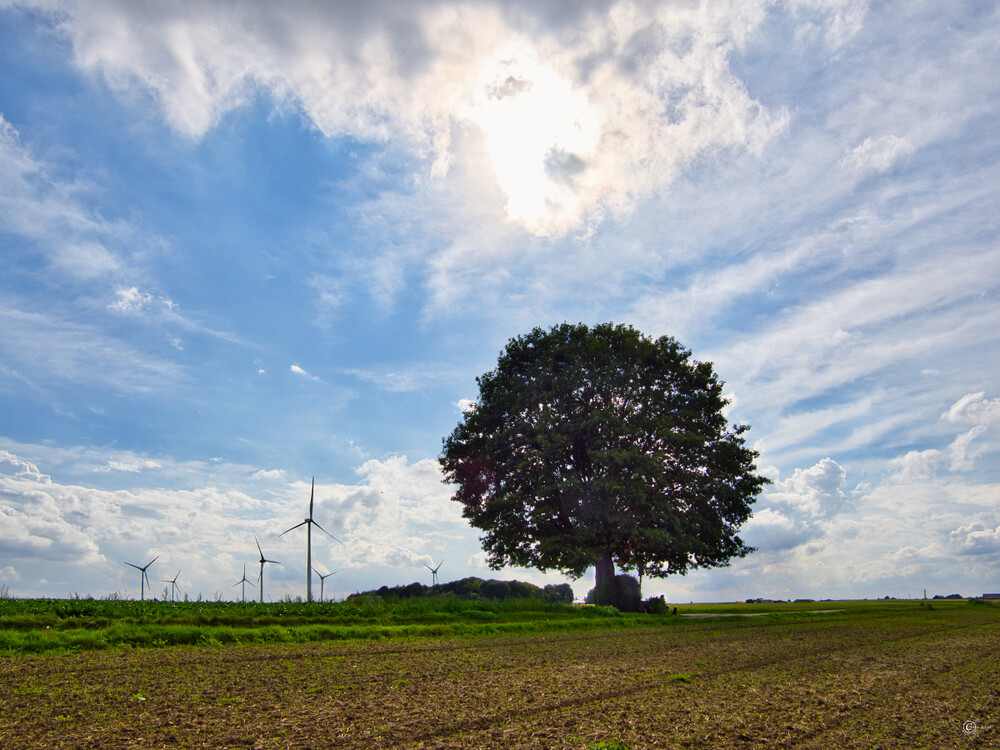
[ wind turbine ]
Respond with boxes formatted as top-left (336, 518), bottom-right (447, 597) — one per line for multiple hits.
top-left (425, 559), bottom-right (444, 586)
top-left (233, 564), bottom-right (256, 603)
top-left (162, 570), bottom-right (181, 602)
top-left (281, 477), bottom-right (342, 602)
top-left (313, 567), bottom-right (337, 603)
top-left (124, 556), bottom-right (158, 601)
top-left (255, 537), bottom-right (281, 604)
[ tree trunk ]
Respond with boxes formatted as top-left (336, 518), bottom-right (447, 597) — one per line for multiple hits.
top-left (595, 555), bottom-right (615, 588)
top-left (594, 555), bottom-right (615, 605)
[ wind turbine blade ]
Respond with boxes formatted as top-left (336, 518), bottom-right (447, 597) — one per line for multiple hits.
top-left (145, 556), bottom-right (159, 568)
top-left (256, 536), bottom-right (265, 557)
top-left (309, 476), bottom-right (315, 517)
top-left (424, 564), bottom-right (434, 571)
top-left (311, 520), bottom-right (342, 544)
top-left (124, 561), bottom-right (142, 571)
top-left (281, 520), bottom-right (308, 535)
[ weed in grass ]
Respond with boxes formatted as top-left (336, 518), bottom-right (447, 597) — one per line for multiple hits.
top-left (669, 673), bottom-right (692, 683)
top-left (589, 741), bottom-right (630, 750)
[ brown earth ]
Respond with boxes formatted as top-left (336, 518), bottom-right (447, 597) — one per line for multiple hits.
top-left (1, 609), bottom-right (998, 749)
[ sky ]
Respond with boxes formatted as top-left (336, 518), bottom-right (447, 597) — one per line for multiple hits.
top-left (1, 0), bottom-right (998, 604)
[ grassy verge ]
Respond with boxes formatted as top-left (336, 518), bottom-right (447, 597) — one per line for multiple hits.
top-left (2, 595), bottom-right (991, 655)
top-left (0, 595), bottom-right (651, 654)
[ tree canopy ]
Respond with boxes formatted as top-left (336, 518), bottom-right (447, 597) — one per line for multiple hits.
top-left (440, 322), bottom-right (768, 596)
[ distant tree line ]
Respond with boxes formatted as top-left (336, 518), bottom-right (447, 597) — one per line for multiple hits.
top-left (360, 576), bottom-right (574, 604)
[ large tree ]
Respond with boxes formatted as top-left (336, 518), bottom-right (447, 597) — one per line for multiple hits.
top-left (440, 322), bottom-right (768, 604)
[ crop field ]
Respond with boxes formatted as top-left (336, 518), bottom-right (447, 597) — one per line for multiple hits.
top-left (1, 600), bottom-right (998, 749)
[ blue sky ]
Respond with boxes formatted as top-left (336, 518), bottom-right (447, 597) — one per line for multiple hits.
top-left (1, 0), bottom-right (998, 603)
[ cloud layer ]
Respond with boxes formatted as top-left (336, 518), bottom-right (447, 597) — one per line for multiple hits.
top-left (44, 0), bottom-right (794, 236)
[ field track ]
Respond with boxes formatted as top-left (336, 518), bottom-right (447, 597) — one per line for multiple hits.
top-left (2, 606), bottom-right (998, 749)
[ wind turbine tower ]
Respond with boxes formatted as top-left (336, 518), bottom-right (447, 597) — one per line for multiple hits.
top-left (124, 556), bottom-right (159, 601)
top-left (163, 570), bottom-right (181, 602)
top-left (281, 477), bottom-right (342, 602)
top-left (313, 567), bottom-right (337, 603)
top-left (425, 559), bottom-right (444, 586)
top-left (233, 564), bottom-right (256, 603)
top-left (255, 537), bottom-right (281, 604)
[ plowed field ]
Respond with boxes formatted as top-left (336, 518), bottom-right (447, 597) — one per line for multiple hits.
top-left (2, 607), bottom-right (997, 749)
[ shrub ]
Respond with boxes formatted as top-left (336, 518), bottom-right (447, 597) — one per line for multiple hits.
top-left (643, 595), bottom-right (669, 614)
top-left (586, 575), bottom-right (641, 612)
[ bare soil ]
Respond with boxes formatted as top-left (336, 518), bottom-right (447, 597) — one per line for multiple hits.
top-left (2, 609), bottom-right (998, 749)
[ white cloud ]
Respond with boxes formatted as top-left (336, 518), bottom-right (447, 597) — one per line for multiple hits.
top-left (108, 287), bottom-right (154, 313)
top-left (346, 363), bottom-right (459, 393)
top-left (0, 304), bottom-right (185, 394)
top-left (768, 458), bottom-right (849, 518)
top-left (0, 450), bottom-right (51, 482)
top-left (298, 455), bottom-right (469, 575)
top-left (889, 449), bottom-right (940, 482)
top-left (789, 0), bottom-right (868, 50)
top-left (741, 506), bottom-right (808, 552)
top-left (0, 114), bottom-right (131, 281)
top-left (949, 522), bottom-right (1000, 556)
top-left (290, 364), bottom-right (318, 381)
top-left (742, 458), bottom-right (849, 554)
top-left (841, 134), bottom-right (914, 173)
top-left (95, 458), bottom-right (164, 474)
top-left (938, 393), bottom-right (1000, 472)
top-left (308, 274), bottom-right (348, 328)
top-left (943, 392), bottom-right (1000, 426)
top-left (948, 427), bottom-right (987, 472)
top-left (383, 547), bottom-right (437, 569)
top-left (54, 242), bottom-right (121, 279)
top-left (708, 244), bottom-right (1000, 467)
top-left (251, 469), bottom-right (285, 480)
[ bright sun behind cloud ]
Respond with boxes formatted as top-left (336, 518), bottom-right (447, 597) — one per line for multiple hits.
top-left (462, 51), bottom-right (601, 236)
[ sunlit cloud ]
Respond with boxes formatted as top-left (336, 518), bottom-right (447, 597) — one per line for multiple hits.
top-left (45, 0), bottom-right (788, 237)
top-left (290, 364), bottom-right (318, 381)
